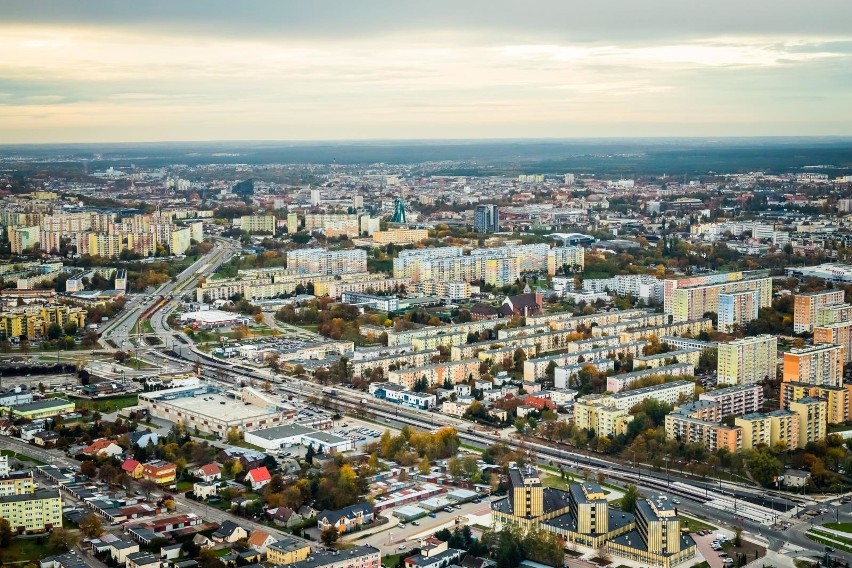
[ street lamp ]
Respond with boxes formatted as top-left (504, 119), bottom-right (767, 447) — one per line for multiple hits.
top-left (664, 456), bottom-right (670, 491)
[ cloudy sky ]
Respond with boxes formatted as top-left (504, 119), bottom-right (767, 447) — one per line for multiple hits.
top-left (2, 0), bottom-right (852, 143)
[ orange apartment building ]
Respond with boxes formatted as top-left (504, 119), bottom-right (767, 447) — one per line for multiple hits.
top-left (794, 289), bottom-right (845, 333)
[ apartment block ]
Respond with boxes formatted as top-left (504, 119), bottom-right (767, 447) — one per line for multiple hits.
top-left (717, 335), bottom-right (778, 386)
top-left (814, 320), bottom-right (852, 364)
top-left (768, 409), bottom-right (800, 450)
top-left (780, 382), bottom-right (850, 424)
top-left (816, 303), bottom-right (852, 327)
top-left (169, 227), bottom-right (192, 255)
top-left (0, 305), bottom-right (87, 340)
top-left (604, 363), bottom-right (695, 393)
top-left (372, 228), bottom-right (428, 245)
top-left (667, 275), bottom-right (772, 323)
top-left (794, 289), bottom-right (845, 333)
top-left (664, 412), bottom-right (742, 452)
top-left (698, 384), bottom-right (764, 417)
top-left (734, 413), bottom-right (771, 449)
top-left (0, 489), bottom-right (62, 533)
top-left (717, 290), bottom-right (759, 333)
top-left (287, 248), bottom-right (367, 275)
top-left (240, 215), bottom-right (276, 234)
top-left (788, 397), bottom-right (827, 447)
top-left (9, 226), bottom-right (40, 253)
top-left (387, 359), bottom-right (481, 389)
top-left (573, 399), bottom-right (633, 437)
top-left (632, 349), bottom-right (702, 371)
top-left (782, 343), bottom-right (844, 387)
top-left (547, 246), bottom-right (585, 276)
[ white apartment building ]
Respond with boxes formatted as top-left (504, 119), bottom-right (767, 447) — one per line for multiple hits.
top-left (286, 248), bottom-right (367, 275)
top-left (699, 384), bottom-right (764, 417)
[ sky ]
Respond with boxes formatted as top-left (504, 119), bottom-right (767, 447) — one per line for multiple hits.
top-left (2, 0), bottom-right (852, 143)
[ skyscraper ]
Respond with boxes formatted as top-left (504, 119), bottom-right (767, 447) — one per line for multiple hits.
top-left (474, 204), bottom-right (499, 233)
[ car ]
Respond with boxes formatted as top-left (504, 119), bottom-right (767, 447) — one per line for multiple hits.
top-left (428, 513), bottom-right (437, 518)
top-left (398, 545), bottom-right (407, 551)
top-left (398, 523), bottom-right (405, 528)
top-left (412, 521), bottom-right (419, 526)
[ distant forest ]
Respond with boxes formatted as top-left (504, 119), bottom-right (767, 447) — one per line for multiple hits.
top-left (3, 137), bottom-right (852, 178)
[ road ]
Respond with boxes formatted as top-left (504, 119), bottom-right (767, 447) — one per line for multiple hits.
top-left (8, 231), bottom-right (844, 563)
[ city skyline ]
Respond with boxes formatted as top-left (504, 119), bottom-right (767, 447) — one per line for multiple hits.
top-left (2, 0), bottom-right (852, 143)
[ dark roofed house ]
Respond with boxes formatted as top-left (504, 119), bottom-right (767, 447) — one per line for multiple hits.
top-left (470, 303), bottom-right (500, 321)
top-left (317, 502), bottom-right (375, 534)
top-left (500, 292), bottom-right (543, 318)
top-left (212, 520), bottom-right (248, 543)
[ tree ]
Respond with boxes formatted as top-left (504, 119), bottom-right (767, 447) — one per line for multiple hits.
top-left (418, 455), bottom-right (431, 475)
top-left (305, 443), bottom-right (315, 465)
top-left (0, 518), bottom-right (12, 548)
top-left (80, 460), bottom-right (97, 479)
top-left (226, 427), bottom-right (241, 444)
top-left (79, 512), bottom-right (103, 538)
top-left (621, 484), bottom-right (640, 514)
top-left (320, 527), bottom-right (339, 546)
top-left (734, 526), bottom-right (743, 546)
top-left (48, 528), bottom-right (79, 552)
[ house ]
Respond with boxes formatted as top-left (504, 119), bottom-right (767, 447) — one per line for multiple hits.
top-left (523, 394), bottom-right (556, 411)
top-left (142, 460), bottom-right (176, 486)
top-left (193, 481), bottom-right (219, 500)
top-left (193, 463), bottom-right (221, 482)
top-left (500, 292), bottom-right (543, 318)
top-left (212, 520), bottom-right (248, 543)
top-left (82, 438), bottom-right (124, 458)
top-left (317, 502), bottom-right (375, 534)
top-left (126, 552), bottom-right (160, 568)
top-left (784, 469), bottom-right (812, 488)
top-left (130, 431), bottom-right (159, 448)
top-left (245, 466), bottom-right (271, 490)
top-left (192, 534), bottom-right (213, 550)
top-left (109, 539), bottom-right (140, 564)
top-left (246, 529), bottom-right (277, 554)
top-left (266, 507), bottom-right (303, 528)
top-left (34, 431), bottom-right (60, 447)
top-left (122, 459), bottom-right (144, 479)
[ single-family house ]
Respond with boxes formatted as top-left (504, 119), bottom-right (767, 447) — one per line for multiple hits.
top-left (193, 463), bottom-right (221, 482)
top-left (317, 502), bottom-right (375, 534)
top-left (122, 459), bottom-right (144, 479)
top-left (245, 466), bottom-right (271, 490)
top-left (82, 438), bottom-right (124, 458)
top-left (212, 520), bottom-right (248, 543)
top-left (246, 529), bottom-right (276, 554)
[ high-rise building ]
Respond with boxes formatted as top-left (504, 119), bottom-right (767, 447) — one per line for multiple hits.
top-left (717, 290), bottom-right (759, 333)
top-left (0, 489), bottom-right (62, 533)
top-left (286, 248), bottom-right (367, 275)
top-left (286, 213), bottom-right (299, 234)
top-left (10, 226), bottom-right (41, 254)
top-left (169, 227), bottom-right (192, 255)
top-left (814, 321), bottom-right (852, 364)
top-left (474, 204), bottom-right (499, 233)
top-left (716, 335), bottom-right (777, 385)
top-left (782, 343), bottom-right (844, 387)
top-left (310, 189), bottom-right (321, 206)
top-left (547, 246), bottom-right (585, 276)
top-left (240, 215), bottom-right (276, 234)
top-left (794, 289), bottom-right (846, 333)
top-left (788, 397), bottom-right (827, 447)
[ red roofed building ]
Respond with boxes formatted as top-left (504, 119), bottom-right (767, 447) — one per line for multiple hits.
top-left (193, 463), bottom-right (221, 482)
top-left (524, 395), bottom-right (556, 411)
top-left (246, 466), bottom-right (271, 490)
top-left (82, 438), bottom-right (124, 458)
top-left (122, 459), bottom-right (144, 479)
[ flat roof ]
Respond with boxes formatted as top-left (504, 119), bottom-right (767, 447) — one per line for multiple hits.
top-left (303, 431), bottom-right (349, 445)
top-left (245, 424), bottom-right (315, 440)
top-left (9, 398), bottom-right (73, 412)
top-left (155, 391), bottom-right (278, 422)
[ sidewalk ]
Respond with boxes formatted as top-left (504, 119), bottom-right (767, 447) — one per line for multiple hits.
top-left (742, 550), bottom-right (797, 568)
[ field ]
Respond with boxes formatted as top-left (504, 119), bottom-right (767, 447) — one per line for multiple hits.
top-left (74, 394), bottom-right (139, 413)
top-left (679, 514), bottom-right (717, 533)
top-left (2, 536), bottom-right (48, 563)
top-left (0, 449), bottom-right (46, 466)
top-left (823, 522), bottom-right (852, 534)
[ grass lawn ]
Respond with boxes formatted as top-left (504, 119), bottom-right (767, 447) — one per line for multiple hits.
top-left (75, 394), bottom-right (139, 413)
top-left (4, 536), bottom-right (49, 563)
top-left (125, 357), bottom-right (157, 369)
top-left (176, 480), bottom-right (194, 492)
top-left (0, 449), bottom-right (47, 466)
top-left (382, 553), bottom-right (405, 568)
top-left (231, 439), bottom-right (264, 451)
top-left (824, 522), bottom-right (852, 534)
top-left (142, 319), bottom-right (155, 334)
top-left (680, 514), bottom-right (717, 533)
top-left (807, 529), bottom-right (852, 553)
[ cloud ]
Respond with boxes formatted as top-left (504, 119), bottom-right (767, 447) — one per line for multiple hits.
top-left (0, 4), bottom-right (851, 141)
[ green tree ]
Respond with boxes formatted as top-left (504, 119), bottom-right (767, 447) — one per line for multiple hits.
top-left (621, 484), bottom-right (641, 514)
top-left (79, 512), bottom-right (103, 538)
top-left (745, 448), bottom-right (782, 487)
top-left (320, 527), bottom-right (339, 546)
top-left (48, 528), bottom-right (79, 552)
top-left (0, 518), bottom-right (12, 548)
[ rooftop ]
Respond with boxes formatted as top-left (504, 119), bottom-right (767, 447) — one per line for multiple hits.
top-left (245, 424), bottom-right (315, 440)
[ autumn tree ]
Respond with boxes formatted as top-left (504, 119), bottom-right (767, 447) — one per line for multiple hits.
top-left (79, 513), bottom-right (103, 538)
top-left (320, 527), bottom-right (339, 546)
